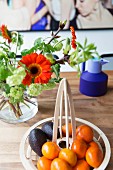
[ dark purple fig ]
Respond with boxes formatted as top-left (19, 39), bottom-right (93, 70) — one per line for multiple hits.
top-left (41, 121), bottom-right (60, 140)
top-left (29, 128), bottom-right (47, 157)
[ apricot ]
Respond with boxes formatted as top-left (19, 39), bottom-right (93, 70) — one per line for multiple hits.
top-left (86, 146), bottom-right (103, 168)
top-left (73, 159), bottom-right (90, 170)
top-left (62, 123), bottom-right (72, 137)
top-left (88, 141), bottom-right (102, 150)
top-left (59, 148), bottom-right (77, 167)
top-left (37, 156), bottom-right (52, 170)
top-left (51, 158), bottom-right (72, 170)
top-left (42, 141), bottom-right (60, 160)
top-left (76, 125), bottom-right (94, 143)
top-left (71, 139), bottom-right (88, 159)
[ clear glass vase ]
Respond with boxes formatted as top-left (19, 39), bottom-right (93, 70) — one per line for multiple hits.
top-left (0, 96), bottom-right (38, 123)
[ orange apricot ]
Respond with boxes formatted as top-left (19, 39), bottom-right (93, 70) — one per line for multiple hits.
top-left (88, 141), bottom-right (102, 150)
top-left (42, 141), bottom-right (60, 160)
top-left (86, 146), bottom-right (103, 168)
top-left (51, 158), bottom-right (72, 170)
top-left (76, 125), bottom-right (94, 143)
top-left (62, 123), bottom-right (72, 137)
top-left (72, 159), bottom-right (90, 170)
top-left (37, 156), bottom-right (52, 170)
top-left (59, 148), bottom-right (77, 167)
top-left (71, 139), bottom-right (88, 159)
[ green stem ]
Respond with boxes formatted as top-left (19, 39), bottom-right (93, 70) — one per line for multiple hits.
top-left (11, 31), bottom-right (19, 66)
top-left (12, 31), bottom-right (19, 54)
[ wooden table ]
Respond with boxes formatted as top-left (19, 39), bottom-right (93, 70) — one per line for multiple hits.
top-left (0, 71), bottom-right (113, 170)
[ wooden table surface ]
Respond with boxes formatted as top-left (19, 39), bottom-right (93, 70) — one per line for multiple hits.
top-left (0, 71), bottom-right (113, 170)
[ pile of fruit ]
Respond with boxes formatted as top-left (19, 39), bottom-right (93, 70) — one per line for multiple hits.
top-left (29, 121), bottom-right (104, 170)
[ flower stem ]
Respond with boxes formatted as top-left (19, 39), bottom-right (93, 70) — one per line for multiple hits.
top-left (48, 27), bottom-right (61, 44)
top-left (40, 23), bottom-right (65, 54)
top-left (7, 101), bottom-right (20, 118)
top-left (24, 97), bottom-right (37, 106)
top-left (54, 55), bottom-right (70, 65)
top-left (0, 99), bottom-right (7, 110)
top-left (16, 103), bottom-right (23, 117)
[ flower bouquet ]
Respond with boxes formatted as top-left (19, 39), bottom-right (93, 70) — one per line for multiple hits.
top-left (0, 21), bottom-right (98, 123)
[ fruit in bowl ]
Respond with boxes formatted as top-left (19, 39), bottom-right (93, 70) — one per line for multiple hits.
top-left (37, 156), bottom-right (52, 170)
top-left (29, 128), bottom-right (48, 157)
top-left (59, 148), bottom-right (77, 167)
top-left (41, 121), bottom-right (60, 140)
top-left (28, 122), bottom-right (104, 170)
top-left (19, 78), bottom-right (111, 170)
top-left (19, 117), bottom-right (111, 170)
top-left (71, 138), bottom-right (88, 159)
top-left (76, 124), bottom-right (94, 143)
top-left (86, 143), bottom-right (104, 168)
top-left (42, 141), bottom-right (60, 160)
top-left (73, 159), bottom-right (90, 170)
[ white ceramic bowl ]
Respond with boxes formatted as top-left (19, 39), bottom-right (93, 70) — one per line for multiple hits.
top-left (19, 117), bottom-right (111, 170)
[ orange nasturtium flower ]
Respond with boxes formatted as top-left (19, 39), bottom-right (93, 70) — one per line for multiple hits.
top-left (19, 53), bottom-right (52, 85)
top-left (70, 26), bottom-right (77, 49)
top-left (0, 25), bottom-right (12, 43)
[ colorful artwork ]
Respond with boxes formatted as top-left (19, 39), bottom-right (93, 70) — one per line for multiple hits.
top-left (0, 0), bottom-right (113, 31)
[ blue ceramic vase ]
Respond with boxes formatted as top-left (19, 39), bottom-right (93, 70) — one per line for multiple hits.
top-left (79, 59), bottom-right (109, 97)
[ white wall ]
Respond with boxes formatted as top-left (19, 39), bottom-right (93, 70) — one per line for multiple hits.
top-left (21, 30), bottom-right (113, 71)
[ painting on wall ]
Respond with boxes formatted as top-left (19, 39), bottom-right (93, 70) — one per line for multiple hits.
top-left (0, 0), bottom-right (113, 31)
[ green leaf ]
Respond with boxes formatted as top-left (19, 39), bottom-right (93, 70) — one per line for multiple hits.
top-left (52, 39), bottom-right (58, 44)
top-left (34, 37), bottom-right (42, 46)
top-left (86, 43), bottom-right (96, 51)
top-left (43, 44), bottom-right (55, 53)
top-left (76, 42), bottom-right (83, 49)
top-left (63, 38), bottom-right (71, 55)
top-left (4, 84), bottom-right (10, 94)
top-left (22, 41), bottom-right (56, 55)
top-left (45, 54), bottom-right (55, 64)
top-left (0, 66), bottom-right (11, 81)
top-left (51, 63), bottom-right (60, 79)
top-left (84, 38), bottom-right (87, 48)
top-left (8, 52), bottom-right (16, 59)
top-left (21, 49), bottom-right (30, 56)
top-left (0, 51), bottom-right (7, 60)
top-left (54, 42), bottom-right (63, 51)
top-left (50, 77), bottom-right (62, 83)
top-left (11, 32), bottom-right (23, 50)
top-left (42, 81), bottom-right (56, 90)
top-left (17, 34), bottom-right (24, 50)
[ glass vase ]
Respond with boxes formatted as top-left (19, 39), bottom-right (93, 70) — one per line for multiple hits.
top-left (0, 96), bottom-right (38, 123)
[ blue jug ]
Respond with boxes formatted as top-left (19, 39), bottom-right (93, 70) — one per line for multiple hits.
top-left (79, 59), bottom-right (109, 97)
